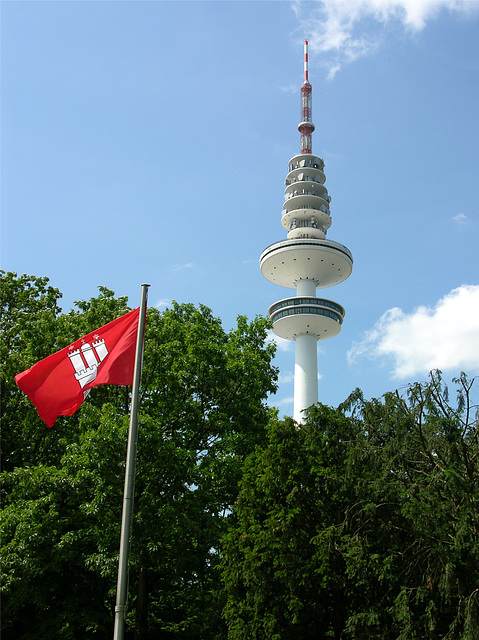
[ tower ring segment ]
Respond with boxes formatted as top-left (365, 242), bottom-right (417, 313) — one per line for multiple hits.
top-left (268, 296), bottom-right (345, 340)
top-left (260, 238), bottom-right (353, 289)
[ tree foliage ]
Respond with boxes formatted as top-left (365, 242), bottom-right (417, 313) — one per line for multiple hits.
top-left (221, 373), bottom-right (479, 639)
top-left (1, 271), bottom-right (278, 639)
top-left (3, 270), bottom-right (478, 640)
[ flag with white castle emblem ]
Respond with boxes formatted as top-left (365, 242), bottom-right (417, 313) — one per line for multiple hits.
top-left (15, 307), bottom-right (141, 428)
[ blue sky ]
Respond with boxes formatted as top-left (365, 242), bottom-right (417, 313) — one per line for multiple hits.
top-left (2, 0), bottom-right (479, 414)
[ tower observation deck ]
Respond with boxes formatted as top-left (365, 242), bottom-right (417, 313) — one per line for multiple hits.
top-left (260, 40), bottom-right (353, 423)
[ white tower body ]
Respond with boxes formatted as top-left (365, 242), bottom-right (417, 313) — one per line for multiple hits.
top-left (294, 334), bottom-right (318, 420)
top-left (260, 41), bottom-right (353, 423)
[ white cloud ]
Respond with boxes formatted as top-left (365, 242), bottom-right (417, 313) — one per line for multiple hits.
top-left (267, 329), bottom-right (294, 352)
top-left (293, 0), bottom-right (478, 77)
top-left (155, 298), bottom-right (171, 310)
top-left (348, 284), bottom-right (479, 378)
top-left (279, 370), bottom-right (295, 384)
top-left (279, 83), bottom-right (299, 94)
top-left (452, 212), bottom-right (470, 224)
top-left (275, 395), bottom-right (295, 407)
top-left (169, 262), bottom-right (196, 272)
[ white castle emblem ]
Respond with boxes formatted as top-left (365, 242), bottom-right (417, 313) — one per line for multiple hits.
top-left (68, 337), bottom-right (108, 389)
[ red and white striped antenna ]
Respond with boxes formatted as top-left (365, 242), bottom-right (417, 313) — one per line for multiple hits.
top-left (298, 39), bottom-right (315, 154)
top-left (304, 38), bottom-right (309, 83)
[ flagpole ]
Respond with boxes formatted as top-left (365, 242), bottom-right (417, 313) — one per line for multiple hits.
top-left (113, 283), bottom-right (150, 640)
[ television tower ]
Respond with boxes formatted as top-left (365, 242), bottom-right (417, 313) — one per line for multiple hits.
top-left (260, 40), bottom-right (353, 423)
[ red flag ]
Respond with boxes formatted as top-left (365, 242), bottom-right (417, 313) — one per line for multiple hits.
top-left (15, 307), bottom-right (141, 428)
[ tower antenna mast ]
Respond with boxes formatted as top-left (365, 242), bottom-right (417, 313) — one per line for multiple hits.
top-left (299, 40), bottom-right (315, 155)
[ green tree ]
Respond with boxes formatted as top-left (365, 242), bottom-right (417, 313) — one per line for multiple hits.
top-left (1, 407), bottom-right (128, 639)
top-left (1, 271), bottom-right (132, 471)
top-left (1, 272), bottom-right (64, 469)
top-left (221, 373), bottom-right (479, 640)
top-left (1, 271), bottom-right (278, 639)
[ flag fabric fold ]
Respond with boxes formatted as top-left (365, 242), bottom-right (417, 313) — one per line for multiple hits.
top-left (15, 307), bottom-right (140, 428)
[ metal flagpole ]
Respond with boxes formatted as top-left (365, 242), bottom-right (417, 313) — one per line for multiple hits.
top-left (113, 283), bottom-right (150, 640)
